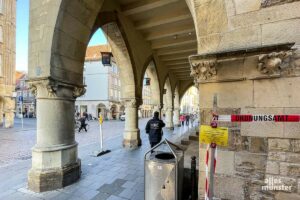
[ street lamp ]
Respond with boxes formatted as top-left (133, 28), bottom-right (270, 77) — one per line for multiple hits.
top-left (101, 52), bottom-right (113, 66)
top-left (144, 77), bottom-right (151, 86)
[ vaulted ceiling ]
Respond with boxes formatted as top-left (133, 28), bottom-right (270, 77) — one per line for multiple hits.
top-left (117, 0), bottom-right (197, 81)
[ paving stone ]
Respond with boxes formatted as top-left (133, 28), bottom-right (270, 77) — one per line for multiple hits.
top-left (107, 195), bottom-right (128, 200)
top-left (80, 190), bottom-right (99, 200)
top-left (122, 181), bottom-right (136, 189)
top-left (0, 118), bottom-right (194, 200)
top-left (118, 188), bottom-right (136, 199)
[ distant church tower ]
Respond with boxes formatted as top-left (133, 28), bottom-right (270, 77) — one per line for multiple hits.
top-left (0, 0), bottom-right (16, 128)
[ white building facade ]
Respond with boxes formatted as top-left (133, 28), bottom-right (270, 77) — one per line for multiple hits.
top-left (75, 45), bottom-right (123, 120)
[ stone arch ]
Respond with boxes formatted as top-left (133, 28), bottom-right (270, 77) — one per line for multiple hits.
top-left (163, 77), bottom-right (174, 129)
top-left (27, 0), bottom-right (142, 192)
top-left (180, 85), bottom-right (199, 114)
top-left (163, 77), bottom-right (173, 108)
top-left (109, 104), bottom-right (118, 120)
top-left (101, 22), bottom-right (137, 99)
top-left (97, 103), bottom-right (107, 119)
top-left (143, 59), bottom-right (161, 109)
top-left (119, 104), bottom-right (125, 115)
top-left (179, 81), bottom-right (195, 103)
top-left (173, 85), bottom-right (181, 126)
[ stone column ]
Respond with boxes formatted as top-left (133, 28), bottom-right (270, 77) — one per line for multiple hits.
top-left (165, 107), bottom-right (174, 130)
top-left (4, 98), bottom-right (15, 128)
top-left (173, 108), bottom-right (180, 127)
top-left (123, 98), bottom-right (141, 149)
top-left (27, 79), bottom-right (85, 192)
top-left (0, 101), bottom-right (3, 127)
top-left (153, 104), bottom-right (162, 118)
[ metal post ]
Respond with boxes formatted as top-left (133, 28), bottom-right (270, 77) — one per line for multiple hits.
top-left (94, 115), bottom-right (110, 157)
top-left (191, 156), bottom-right (198, 200)
top-left (20, 91), bottom-right (24, 129)
top-left (209, 94), bottom-right (218, 200)
top-left (100, 124), bottom-right (103, 152)
top-left (21, 100), bottom-right (23, 129)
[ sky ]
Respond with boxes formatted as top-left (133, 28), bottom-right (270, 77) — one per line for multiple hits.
top-left (16, 0), bottom-right (107, 72)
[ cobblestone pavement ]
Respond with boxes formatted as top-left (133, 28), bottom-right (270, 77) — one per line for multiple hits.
top-left (0, 118), bottom-right (193, 200)
top-left (0, 118), bottom-right (129, 167)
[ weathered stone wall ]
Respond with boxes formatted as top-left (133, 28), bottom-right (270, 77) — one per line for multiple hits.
top-left (0, 0), bottom-right (16, 128)
top-left (190, 47), bottom-right (300, 199)
top-left (261, 0), bottom-right (300, 8)
top-left (188, 0), bottom-right (300, 54)
top-left (187, 0), bottom-right (300, 199)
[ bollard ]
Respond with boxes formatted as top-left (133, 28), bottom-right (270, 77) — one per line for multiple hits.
top-left (191, 156), bottom-right (198, 200)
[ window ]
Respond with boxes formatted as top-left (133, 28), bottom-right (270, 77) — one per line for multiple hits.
top-left (114, 90), bottom-right (117, 99)
top-left (110, 89), bottom-right (113, 98)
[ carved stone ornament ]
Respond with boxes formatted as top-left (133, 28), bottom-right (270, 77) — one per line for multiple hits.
top-left (73, 87), bottom-right (86, 98)
top-left (28, 82), bottom-right (37, 97)
top-left (27, 78), bottom-right (86, 99)
top-left (27, 79), bottom-right (58, 98)
top-left (257, 50), bottom-right (293, 75)
top-left (124, 98), bottom-right (141, 108)
top-left (190, 59), bottom-right (217, 83)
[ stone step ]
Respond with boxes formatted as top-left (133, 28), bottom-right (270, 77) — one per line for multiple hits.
top-left (181, 139), bottom-right (191, 145)
top-left (189, 135), bottom-right (199, 141)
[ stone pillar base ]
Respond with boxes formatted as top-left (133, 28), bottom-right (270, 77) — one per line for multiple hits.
top-left (4, 112), bottom-right (14, 128)
top-left (28, 160), bottom-right (81, 192)
top-left (123, 130), bottom-right (142, 149)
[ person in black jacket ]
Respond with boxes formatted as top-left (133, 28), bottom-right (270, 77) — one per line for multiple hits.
top-left (78, 115), bottom-right (87, 132)
top-left (145, 111), bottom-right (165, 148)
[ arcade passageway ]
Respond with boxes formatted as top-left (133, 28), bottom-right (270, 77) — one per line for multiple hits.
top-left (26, 0), bottom-right (300, 199)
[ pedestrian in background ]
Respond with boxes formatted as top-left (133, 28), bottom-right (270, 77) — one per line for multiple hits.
top-left (180, 114), bottom-right (185, 126)
top-left (186, 114), bottom-right (190, 126)
top-left (145, 111), bottom-right (165, 148)
top-left (79, 115), bottom-right (88, 132)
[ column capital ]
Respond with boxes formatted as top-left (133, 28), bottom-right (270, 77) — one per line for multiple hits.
top-left (27, 77), bottom-right (86, 100)
top-left (166, 107), bottom-right (174, 111)
top-left (190, 58), bottom-right (217, 84)
top-left (152, 104), bottom-right (163, 109)
top-left (122, 98), bottom-right (142, 108)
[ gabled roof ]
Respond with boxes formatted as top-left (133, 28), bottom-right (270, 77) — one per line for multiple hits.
top-left (15, 71), bottom-right (26, 81)
top-left (85, 45), bottom-right (111, 61)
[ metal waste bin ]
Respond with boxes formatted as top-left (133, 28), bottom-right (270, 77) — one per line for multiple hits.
top-left (144, 139), bottom-right (184, 200)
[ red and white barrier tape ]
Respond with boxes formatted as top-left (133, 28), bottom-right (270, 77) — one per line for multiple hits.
top-left (215, 114), bottom-right (300, 122)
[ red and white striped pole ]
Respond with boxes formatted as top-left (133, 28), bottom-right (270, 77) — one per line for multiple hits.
top-left (205, 144), bottom-right (209, 200)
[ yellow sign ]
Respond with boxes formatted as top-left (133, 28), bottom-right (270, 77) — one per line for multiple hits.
top-left (200, 125), bottom-right (228, 146)
top-left (99, 115), bottom-right (103, 124)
